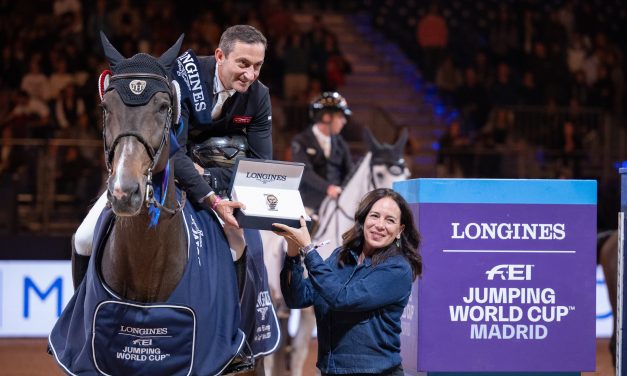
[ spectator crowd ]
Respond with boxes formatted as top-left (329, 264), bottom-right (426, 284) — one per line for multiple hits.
top-left (0, 0), bottom-right (351, 224)
top-left (370, 0), bottom-right (625, 179)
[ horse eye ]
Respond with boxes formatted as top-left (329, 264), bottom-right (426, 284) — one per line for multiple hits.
top-left (376, 171), bottom-right (385, 180)
top-left (158, 104), bottom-right (169, 114)
top-left (389, 165), bottom-right (403, 176)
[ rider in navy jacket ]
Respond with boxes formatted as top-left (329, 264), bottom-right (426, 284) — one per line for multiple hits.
top-left (171, 25), bottom-right (272, 215)
top-left (171, 26), bottom-right (280, 363)
top-left (291, 92), bottom-right (353, 212)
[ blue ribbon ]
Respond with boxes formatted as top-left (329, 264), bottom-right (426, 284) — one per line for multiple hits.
top-left (148, 160), bottom-right (170, 228)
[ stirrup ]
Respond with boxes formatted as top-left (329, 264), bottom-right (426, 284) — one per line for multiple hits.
top-left (222, 343), bottom-right (255, 375)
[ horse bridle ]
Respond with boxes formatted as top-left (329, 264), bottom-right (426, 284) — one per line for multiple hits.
top-left (102, 72), bottom-right (185, 216)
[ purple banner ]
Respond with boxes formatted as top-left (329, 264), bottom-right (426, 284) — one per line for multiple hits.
top-left (407, 202), bottom-right (596, 372)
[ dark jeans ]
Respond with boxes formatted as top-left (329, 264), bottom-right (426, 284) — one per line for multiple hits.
top-left (322, 364), bottom-right (404, 376)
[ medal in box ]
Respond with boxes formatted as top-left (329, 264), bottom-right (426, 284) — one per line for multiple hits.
top-left (228, 158), bottom-right (311, 231)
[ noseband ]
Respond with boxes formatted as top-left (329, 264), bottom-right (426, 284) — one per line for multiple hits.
top-left (103, 72), bottom-right (185, 216)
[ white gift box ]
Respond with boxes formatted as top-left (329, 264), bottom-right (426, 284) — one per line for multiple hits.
top-left (229, 158), bottom-right (311, 231)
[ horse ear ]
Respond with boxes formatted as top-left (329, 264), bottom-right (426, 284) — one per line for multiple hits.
top-left (159, 34), bottom-right (185, 72)
top-left (100, 31), bottom-right (125, 69)
top-left (393, 128), bottom-right (408, 153)
top-left (363, 127), bottom-right (382, 151)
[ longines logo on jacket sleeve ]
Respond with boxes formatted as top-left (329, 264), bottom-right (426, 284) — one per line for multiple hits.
top-left (245, 172), bottom-right (287, 184)
top-left (176, 50), bottom-right (207, 112)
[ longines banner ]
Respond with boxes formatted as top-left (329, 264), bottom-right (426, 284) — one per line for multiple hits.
top-left (395, 179), bottom-right (596, 373)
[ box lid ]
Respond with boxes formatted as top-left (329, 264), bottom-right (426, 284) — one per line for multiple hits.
top-left (229, 158), bottom-right (305, 191)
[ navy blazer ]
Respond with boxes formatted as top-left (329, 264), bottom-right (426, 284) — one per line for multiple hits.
top-left (291, 127), bottom-right (353, 210)
top-left (172, 52), bottom-right (272, 203)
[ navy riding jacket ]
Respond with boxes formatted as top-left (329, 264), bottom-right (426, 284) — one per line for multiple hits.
top-left (172, 50), bottom-right (272, 202)
top-left (280, 247), bottom-right (413, 374)
top-left (291, 127), bottom-right (353, 211)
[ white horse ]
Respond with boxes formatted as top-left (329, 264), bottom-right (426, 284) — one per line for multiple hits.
top-left (262, 128), bottom-right (410, 376)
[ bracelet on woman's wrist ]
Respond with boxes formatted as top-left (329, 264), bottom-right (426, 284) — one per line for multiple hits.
top-left (299, 243), bottom-right (316, 257)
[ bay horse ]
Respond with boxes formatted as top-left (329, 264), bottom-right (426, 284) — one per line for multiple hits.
top-left (48, 34), bottom-right (254, 375)
top-left (262, 128), bottom-right (410, 376)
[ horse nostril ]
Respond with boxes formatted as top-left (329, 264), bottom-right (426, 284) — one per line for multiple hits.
top-left (112, 185), bottom-right (127, 200)
top-left (376, 172), bottom-right (385, 180)
top-left (111, 181), bottom-right (142, 201)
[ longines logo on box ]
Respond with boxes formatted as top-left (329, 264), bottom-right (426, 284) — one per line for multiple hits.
top-left (245, 172), bottom-right (287, 184)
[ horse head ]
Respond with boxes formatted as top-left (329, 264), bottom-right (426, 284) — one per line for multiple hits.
top-left (365, 127), bottom-right (411, 188)
top-left (100, 32), bottom-right (183, 216)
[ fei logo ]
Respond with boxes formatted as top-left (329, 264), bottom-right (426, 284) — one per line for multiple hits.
top-left (485, 264), bottom-right (534, 281)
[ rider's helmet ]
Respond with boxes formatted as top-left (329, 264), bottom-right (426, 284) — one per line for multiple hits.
top-left (309, 91), bottom-right (352, 122)
top-left (191, 134), bottom-right (248, 168)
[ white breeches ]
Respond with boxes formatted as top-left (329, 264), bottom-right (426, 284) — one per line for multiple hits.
top-left (73, 191), bottom-right (108, 256)
top-left (73, 190), bottom-right (246, 261)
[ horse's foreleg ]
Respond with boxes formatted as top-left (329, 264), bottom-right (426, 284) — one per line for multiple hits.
top-left (290, 307), bottom-right (316, 376)
top-left (263, 351), bottom-right (274, 376)
top-left (254, 357), bottom-right (265, 376)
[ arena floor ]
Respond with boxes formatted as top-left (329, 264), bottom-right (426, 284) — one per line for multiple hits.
top-left (0, 338), bottom-right (614, 375)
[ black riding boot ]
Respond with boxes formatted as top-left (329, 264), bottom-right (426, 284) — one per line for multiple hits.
top-left (234, 247), bottom-right (247, 299)
top-left (71, 235), bottom-right (90, 290)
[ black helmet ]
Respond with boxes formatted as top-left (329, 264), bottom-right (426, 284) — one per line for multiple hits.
top-left (309, 91), bottom-right (352, 120)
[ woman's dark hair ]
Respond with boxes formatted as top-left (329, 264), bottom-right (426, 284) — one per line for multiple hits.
top-left (339, 188), bottom-right (422, 279)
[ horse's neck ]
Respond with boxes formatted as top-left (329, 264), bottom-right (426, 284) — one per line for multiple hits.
top-left (342, 152), bottom-right (374, 203)
top-left (102, 180), bottom-right (186, 302)
top-left (333, 153), bottom-right (374, 216)
top-left (313, 153), bottom-right (373, 249)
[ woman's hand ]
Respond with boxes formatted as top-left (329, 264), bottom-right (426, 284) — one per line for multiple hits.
top-left (272, 217), bottom-right (312, 257)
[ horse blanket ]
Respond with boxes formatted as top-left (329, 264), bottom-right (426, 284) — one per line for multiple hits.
top-left (240, 229), bottom-right (280, 357)
top-left (49, 195), bottom-right (278, 375)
